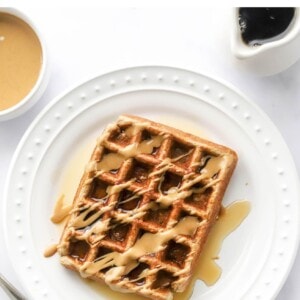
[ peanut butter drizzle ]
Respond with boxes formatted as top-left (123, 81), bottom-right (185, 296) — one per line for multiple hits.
top-left (71, 203), bottom-right (112, 229)
top-left (106, 180), bottom-right (134, 196)
top-left (200, 156), bottom-right (224, 178)
top-left (149, 149), bottom-right (194, 179)
top-left (97, 152), bottom-right (125, 172)
top-left (124, 125), bottom-right (142, 137)
top-left (138, 135), bottom-right (164, 154)
top-left (84, 219), bottom-right (110, 243)
top-left (80, 217), bottom-right (199, 282)
top-left (51, 194), bottom-right (72, 224)
top-left (118, 135), bottom-right (164, 158)
top-left (96, 133), bottom-right (164, 173)
top-left (0, 12), bottom-right (42, 110)
top-left (43, 244), bottom-right (58, 258)
top-left (149, 158), bottom-right (172, 178)
top-left (156, 155), bottom-right (224, 207)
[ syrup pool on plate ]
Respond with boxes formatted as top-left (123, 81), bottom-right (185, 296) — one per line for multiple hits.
top-left (51, 141), bottom-right (95, 225)
top-left (154, 115), bottom-right (209, 139)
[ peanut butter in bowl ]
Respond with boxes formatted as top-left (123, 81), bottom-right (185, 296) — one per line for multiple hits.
top-left (0, 8), bottom-right (48, 121)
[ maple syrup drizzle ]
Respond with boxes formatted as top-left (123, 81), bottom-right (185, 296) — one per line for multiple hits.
top-left (52, 140), bottom-right (95, 221)
top-left (197, 201), bottom-right (250, 285)
top-left (51, 194), bottom-right (72, 223)
top-left (173, 200), bottom-right (250, 300)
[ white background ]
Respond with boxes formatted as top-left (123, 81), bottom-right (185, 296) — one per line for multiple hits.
top-left (0, 6), bottom-right (300, 300)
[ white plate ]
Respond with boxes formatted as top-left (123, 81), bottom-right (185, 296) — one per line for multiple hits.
top-left (4, 66), bottom-right (300, 300)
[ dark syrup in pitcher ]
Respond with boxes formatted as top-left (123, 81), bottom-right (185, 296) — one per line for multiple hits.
top-left (239, 8), bottom-right (295, 46)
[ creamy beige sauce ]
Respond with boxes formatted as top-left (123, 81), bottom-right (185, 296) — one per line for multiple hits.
top-left (71, 203), bottom-right (111, 229)
top-left (156, 155), bottom-right (223, 207)
top-left (106, 180), bottom-right (134, 196)
top-left (200, 156), bottom-right (224, 178)
top-left (97, 135), bottom-right (164, 173)
top-left (97, 152), bottom-right (125, 172)
top-left (149, 158), bottom-right (172, 178)
top-left (0, 12), bottom-right (42, 110)
top-left (44, 244), bottom-right (58, 258)
top-left (125, 125), bottom-right (142, 137)
top-left (130, 135), bottom-right (164, 156)
top-left (149, 148), bottom-right (193, 179)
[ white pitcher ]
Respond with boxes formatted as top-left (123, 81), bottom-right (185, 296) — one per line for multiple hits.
top-left (231, 8), bottom-right (300, 76)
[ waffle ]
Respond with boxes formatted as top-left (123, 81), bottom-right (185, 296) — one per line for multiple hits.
top-left (58, 115), bottom-right (238, 300)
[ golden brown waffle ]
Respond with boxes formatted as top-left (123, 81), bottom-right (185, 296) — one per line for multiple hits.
top-left (58, 115), bottom-right (238, 300)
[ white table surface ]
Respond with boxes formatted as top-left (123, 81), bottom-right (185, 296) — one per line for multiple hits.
top-left (1, 6), bottom-right (300, 300)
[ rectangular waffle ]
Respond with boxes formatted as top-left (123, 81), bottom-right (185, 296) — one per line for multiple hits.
top-left (58, 114), bottom-right (238, 300)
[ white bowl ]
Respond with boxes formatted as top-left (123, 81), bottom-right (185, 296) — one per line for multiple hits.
top-left (231, 8), bottom-right (300, 76)
top-left (0, 8), bottom-right (49, 121)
